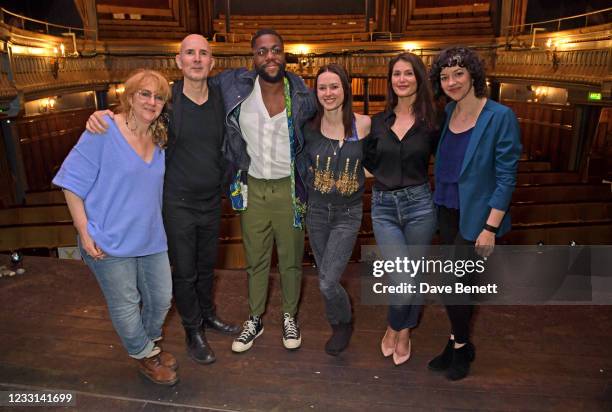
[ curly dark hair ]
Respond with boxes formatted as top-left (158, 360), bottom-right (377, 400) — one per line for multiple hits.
top-left (430, 47), bottom-right (487, 98)
top-left (386, 52), bottom-right (436, 131)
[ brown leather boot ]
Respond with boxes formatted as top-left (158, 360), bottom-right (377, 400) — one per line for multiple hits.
top-left (137, 354), bottom-right (178, 385)
top-left (158, 350), bottom-right (178, 371)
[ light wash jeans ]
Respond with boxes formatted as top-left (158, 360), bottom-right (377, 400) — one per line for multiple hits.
top-left (371, 183), bottom-right (437, 330)
top-left (80, 242), bottom-right (172, 359)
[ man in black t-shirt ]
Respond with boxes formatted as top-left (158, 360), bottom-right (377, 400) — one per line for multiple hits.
top-left (86, 34), bottom-right (239, 366)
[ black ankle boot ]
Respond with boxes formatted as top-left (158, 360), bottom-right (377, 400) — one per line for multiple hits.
top-left (185, 327), bottom-right (216, 364)
top-left (325, 322), bottom-right (353, 356)
top-left (428, 339), bottom-right (454, 371)
top-left (446, 342), bottom-right (475, 381)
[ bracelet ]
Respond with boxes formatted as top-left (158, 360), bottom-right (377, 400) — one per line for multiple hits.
top-left (483, 224), bottom-right (499, 234)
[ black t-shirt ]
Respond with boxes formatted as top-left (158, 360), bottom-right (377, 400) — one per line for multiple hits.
top-left (363, 110), bottom-right (439, 191)
top-left (164, 87), bottom-right (224, 199)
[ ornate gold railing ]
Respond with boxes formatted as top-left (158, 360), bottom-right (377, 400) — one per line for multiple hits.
top-left (0, 12), bottom-right (609, 112)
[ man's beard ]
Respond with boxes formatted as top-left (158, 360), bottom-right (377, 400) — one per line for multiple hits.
top-left (256, 63), bottom-right (286, 83)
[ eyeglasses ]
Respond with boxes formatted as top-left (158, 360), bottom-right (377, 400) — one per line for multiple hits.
top-left (255, 46), bottom-right (283, 57)
top-left (135, 89), bottom-right (166, 104)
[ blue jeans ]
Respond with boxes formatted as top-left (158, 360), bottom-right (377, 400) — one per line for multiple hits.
top-left (371, 183), bottom-right (436, 331)
top-left (306, 202), bottom-right (362, 325)
top-left (80, 243), bottom-right (172, 359)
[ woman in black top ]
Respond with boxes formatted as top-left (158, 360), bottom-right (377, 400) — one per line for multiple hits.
top-left (304, 64), bottom-right (370, 355)
top-left (363, 52), bottom-right (438, 366)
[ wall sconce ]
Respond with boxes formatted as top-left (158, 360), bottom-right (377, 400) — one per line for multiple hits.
top-left (50, 44), bottom-right (66, 79)
top-left (39, 97), bottom-right (57, 113)
top-left (290, 45), bottom-right (314, 72)
top-left (299, 55), bottom-right (315, 70)
top-left (402, 42), bottom-right (418, 52)
top-left (545, 39), bottom-right (560, 71)
top-left (293, 45), bottom-right (311, 55)
top-left (535, 86), bottom-right (548, 97)
top-left (114, 85), bottom-right (125, 100)
top-left (50, 40), bottom-right (80, 79)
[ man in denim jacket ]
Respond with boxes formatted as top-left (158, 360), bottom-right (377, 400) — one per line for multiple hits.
top-left (211, 29), bottom-right (316, 353)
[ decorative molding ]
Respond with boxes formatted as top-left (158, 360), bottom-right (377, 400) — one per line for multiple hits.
top-left (490, 48), bottom-right (611, 90)
top-left (0, 22), bottom-right (609, 109)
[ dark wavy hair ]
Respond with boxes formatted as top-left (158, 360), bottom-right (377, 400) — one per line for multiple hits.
top-left (386, 52), bottom-right (436, 131)
top-left (251, 28), bottom-right (284, 49)
top-left (430, 46), bottom-right (487, 98)
top-left (310, 63), bottom-right (353, 139)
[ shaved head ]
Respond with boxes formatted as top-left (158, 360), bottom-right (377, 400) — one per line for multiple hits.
top-left (176, 34), bottom-right (214, 82)
top-left (180, 34), bottom-right (210, 54)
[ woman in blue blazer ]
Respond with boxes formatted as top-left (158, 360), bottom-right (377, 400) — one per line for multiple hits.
top-left (428, 47), bottom-right (522, 380)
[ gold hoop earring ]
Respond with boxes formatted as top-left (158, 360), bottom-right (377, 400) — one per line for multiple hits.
top-left (126, 108), bottom-right (137, 132)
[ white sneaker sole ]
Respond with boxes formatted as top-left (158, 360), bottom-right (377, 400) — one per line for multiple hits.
top-left (282, 336), bottom-right (302, 350)
top-left (231, 327), bottom-right (264, 353)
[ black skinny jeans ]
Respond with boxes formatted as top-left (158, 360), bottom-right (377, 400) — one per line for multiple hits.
top-left (437, 205), bottom-right (475, 344)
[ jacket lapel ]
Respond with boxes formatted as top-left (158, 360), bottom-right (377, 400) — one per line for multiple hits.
top-left (459, 102), bottom-right (494, 177)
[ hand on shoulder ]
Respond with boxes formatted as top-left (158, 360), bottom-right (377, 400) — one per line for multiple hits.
top-left (86, 109), bottom-right (114, 134)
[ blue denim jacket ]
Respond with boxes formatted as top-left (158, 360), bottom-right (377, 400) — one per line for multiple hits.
top-left (210, 69), bottom-right (316, 219)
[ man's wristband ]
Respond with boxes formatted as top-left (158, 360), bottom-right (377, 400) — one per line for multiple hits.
top-left (483, 224), bottom-right (499, 234)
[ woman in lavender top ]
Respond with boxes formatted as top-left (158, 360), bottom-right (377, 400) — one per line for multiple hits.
top-left (53, 69), bottom-right (178, 385)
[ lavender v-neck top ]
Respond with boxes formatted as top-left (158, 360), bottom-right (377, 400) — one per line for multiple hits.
top-left (53, 116), bottom-right (167, 257)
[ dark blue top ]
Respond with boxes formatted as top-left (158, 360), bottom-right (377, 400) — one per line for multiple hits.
top-left (434, 127), bottom-right (473, 209)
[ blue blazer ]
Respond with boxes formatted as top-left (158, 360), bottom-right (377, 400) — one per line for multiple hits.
top-left (434, 99), bottom-right (522, 241)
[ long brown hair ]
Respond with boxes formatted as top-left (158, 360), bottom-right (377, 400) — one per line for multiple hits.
top-left (119, 69), bottom-right (171, 148)
top-left (386, 52), bottom-right (436, 131)
top-left (310, 63), bottom-right (353, 139)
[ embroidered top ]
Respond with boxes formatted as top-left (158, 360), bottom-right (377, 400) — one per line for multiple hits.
top-left (304, 117), bottom-right (364, 207)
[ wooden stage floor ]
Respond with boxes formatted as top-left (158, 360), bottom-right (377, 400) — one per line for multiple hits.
top-left (0, 255), bottom-right (610, 411)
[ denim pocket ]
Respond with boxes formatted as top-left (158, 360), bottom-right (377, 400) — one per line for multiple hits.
top-left (407, 184), bottom-right (432, 202)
